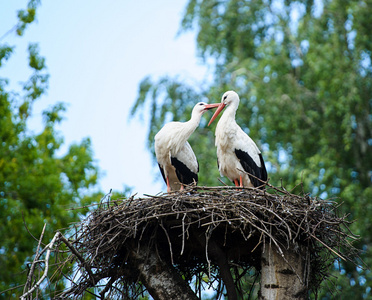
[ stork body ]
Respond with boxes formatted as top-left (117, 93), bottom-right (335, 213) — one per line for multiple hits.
top-left (208, 91), bottom-right (267, 188)
top-left (155, 102), bottom-right (217, 192)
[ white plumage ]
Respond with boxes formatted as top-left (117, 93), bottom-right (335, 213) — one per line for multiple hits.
top-left (155, 102), bottom-right (218, 192)
top-left (208, 91), bottom-right (267, 188)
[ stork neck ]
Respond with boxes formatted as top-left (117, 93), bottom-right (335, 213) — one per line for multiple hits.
top-left (184, 113), bottom-right (201, 136)
top-left (170, 114), bottom-right (201, 155)
top-left (220, 102), bottom-right (238, 122)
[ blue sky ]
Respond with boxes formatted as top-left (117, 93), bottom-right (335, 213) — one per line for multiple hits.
top-left (1, 0), bottom-right (208, 196)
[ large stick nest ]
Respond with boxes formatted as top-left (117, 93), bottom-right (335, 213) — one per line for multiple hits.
top-left (24, 185), bottom-right (360, 299)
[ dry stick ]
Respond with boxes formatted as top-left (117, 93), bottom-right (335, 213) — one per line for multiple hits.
top-left (99, 276), bottom-right (117, 299)
top-left (66, 201), bottom-right (103, 211)
top-left (204, 225), bottom-right (212, 279)
top-left (134, 208), bottom-right (205, 223)
top-left (194, 185), bottom-right (258, 191)
top-left (201, 217), bottom-right (245, 227)
top-left (23, 223), bottom-right (47, 295)
top-left (180, 213), bottom-right (186, 255)
top-left (241, 211), bottom-right (284, 257)
top-left (48, 254), bottom-right (73, 288)
top-left (22, 213), bottom-right (47, 246)
top-left (218, 178), bottom-right (229, 186)
top-left (236, 168), bottom-right (268, 187)
top-left (0, 284), bottom-right (25, 296)
top-left (238, 167), bottom-right (304, 200)
top-left (309, 232), bottom-right (347, 261)
top-left (20, 232), bottom-right (61, 300)
top-left (59, 234), bottom-right (96, 286)
top-left (240, 200), bottom-right (293, 240)
top-left (251, 232), bottom-right (263, 253)
top-left (160, 222), bottom-right (174, 265)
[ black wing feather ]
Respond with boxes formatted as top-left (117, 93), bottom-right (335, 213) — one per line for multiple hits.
top-left (259, 153), bottom-right (268, 183)
top-left (158, 163), bottom-right (167, 185)
top-left (235, 149), bottom-right (267, 189)
top-left (171, 156), bottom-right (198, 185)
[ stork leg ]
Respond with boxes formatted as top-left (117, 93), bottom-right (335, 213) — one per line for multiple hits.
top-left (166, 177), bottom-right (172, 193)
top-left (180, 184), bottom-right (185, 191)
top-left (234, 177), bottom-right (243, 191)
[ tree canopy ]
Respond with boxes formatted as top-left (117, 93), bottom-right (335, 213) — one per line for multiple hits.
top-left (131, 0), bottom-right (372, 298)
top-left (0, 1), bottom-right (103, 297)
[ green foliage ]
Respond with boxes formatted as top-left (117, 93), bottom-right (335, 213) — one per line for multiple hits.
top-left (131, 0), bottom-right (372, 297)
top-left (0, 45), bottom-right (13, 67)
top-left (16, 0), bottom-right (41, 36)
top-left (0, 1), bottom-right (103, 297)
top-left (28, 43), bottom-right (46, 70)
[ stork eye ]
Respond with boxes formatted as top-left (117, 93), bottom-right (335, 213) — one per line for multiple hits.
top-left (223, 95), bottom-right (228, 100)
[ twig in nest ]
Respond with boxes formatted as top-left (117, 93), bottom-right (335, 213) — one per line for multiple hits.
top-left (20, 231), bottom-right (61, 300)
top-left (160, 222), bottom-right (174, 265)
top-left (23, 223), bottom-right (47, 295)
top-left (218, 178), bottom-right (229, 186)
top-left (59, 235), bottom-right (96, 285)
top-left (22, 213), bottom-right (47, 246)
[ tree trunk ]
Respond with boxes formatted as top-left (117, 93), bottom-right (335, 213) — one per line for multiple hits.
top-left (259, 242), bottom-right (307, 300)
top-left (129, 245), bottom-right (198, 300)
top-left (207, 239), bottom-right (237, 300)
top-left (192, 230), bottom-right (238, 300)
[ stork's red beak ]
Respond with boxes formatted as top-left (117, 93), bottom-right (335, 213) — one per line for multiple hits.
top-left (204, 103), bottom-right (220, 110)
top-left (208, 103), bottom-right (226, 126)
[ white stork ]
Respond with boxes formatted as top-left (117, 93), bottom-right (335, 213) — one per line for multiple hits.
top-left (208, 91), bottom-right (267, 188)
top-left (155, 102), bottom-right (218, 192)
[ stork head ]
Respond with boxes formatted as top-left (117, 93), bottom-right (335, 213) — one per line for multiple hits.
top-left (192, 102), bottom-right (220, 118)
top-left (208, 91), bottom-right (240, 126)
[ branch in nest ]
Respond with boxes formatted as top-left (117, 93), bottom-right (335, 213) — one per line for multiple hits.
top-left (20, 231), bottom-right (61, 300)
top-left (23, 223), bottom-right (47, 296)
